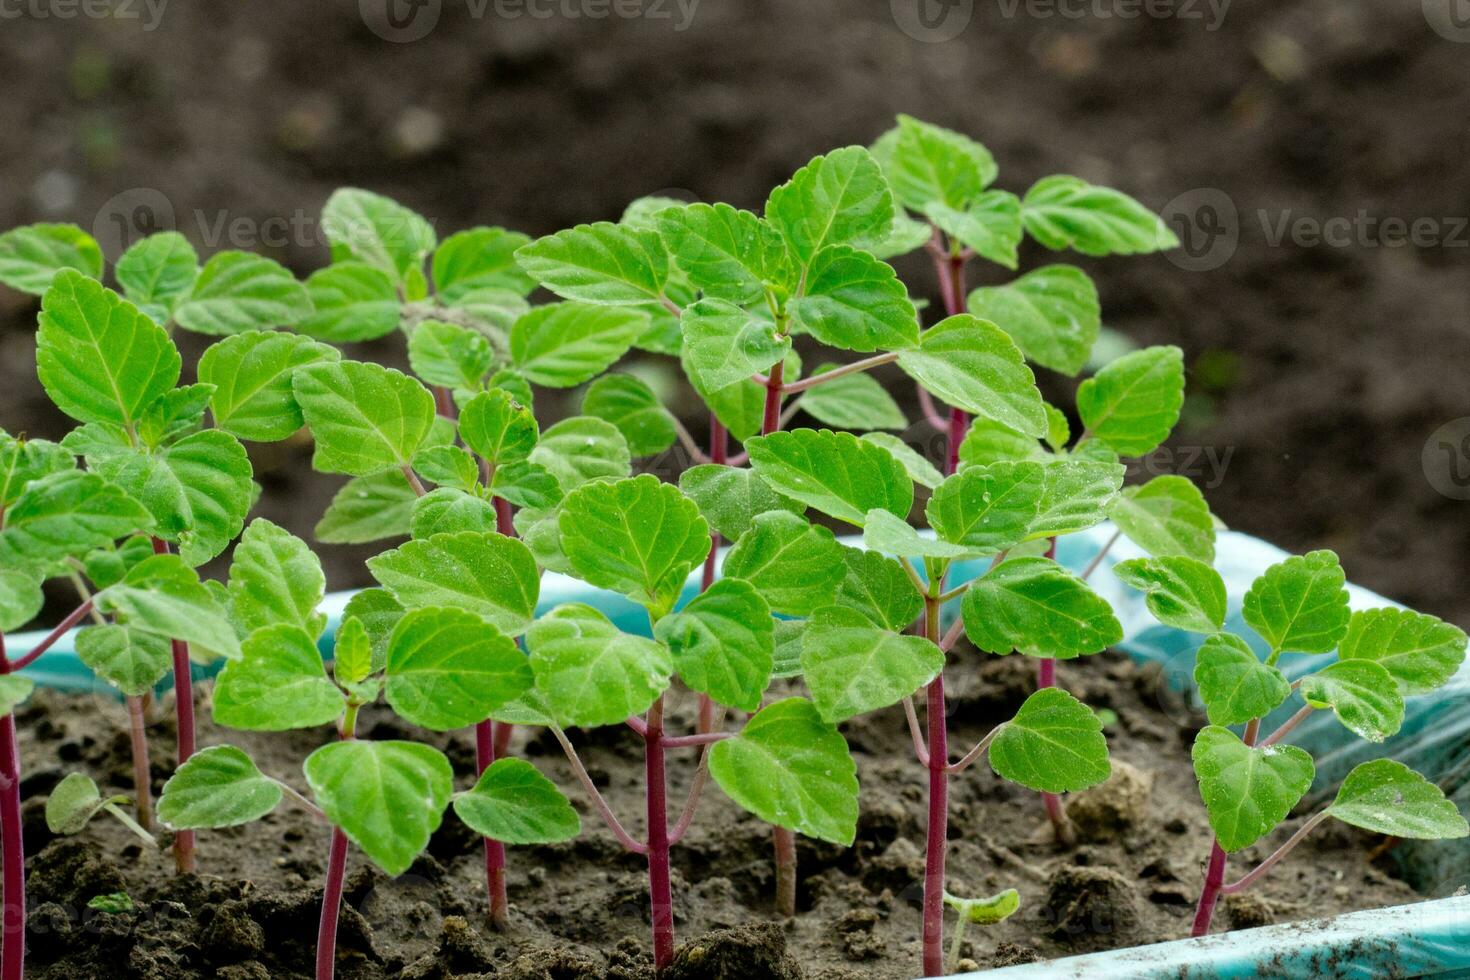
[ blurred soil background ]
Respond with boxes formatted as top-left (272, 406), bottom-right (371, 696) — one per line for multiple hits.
top-left (2, 0), bottom-right (1470, 624)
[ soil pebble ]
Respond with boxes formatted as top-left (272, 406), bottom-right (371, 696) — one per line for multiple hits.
top-left (1226, 893), bottom-right (1276, 930)
top-left (1066, 760), bottom-right (1154, 842)
top-left (1043, 865), bottom-right (1143, 950)
top-left (662, 921), bottom-right (803, 980)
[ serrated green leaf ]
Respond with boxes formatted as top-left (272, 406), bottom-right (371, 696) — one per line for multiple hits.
top-left (294, 361), bottom-right (435, 476)
top-left (515, 221), bottom-right (669, 305)
top-left (879, 115), bottom-right (996, 212)
top-left (859, 433), bottom-right (942, 490)
top-left (0, 675), bottom-right (33, 715)
top-left (1113, 556), bottom-right (1226, 634)
top-left (968, 265), bottom-right (1099, 376)
top-left (432, 226), bottom-right (535, 300)
top-left (213, 624), bottom-right (344, 729)
top-left (453, 758), bottom-right (581, 844)
top-left (529, 416), bottom-right (631, 492)
top-left (528, 603), bottom-right (672, 727)
top-left (655, 578), bottom-right (773, 712)
top-left (928, 461), bottom-right (1045, 554)
top-left (157, 745), bottom-right (282, 829)
top-left (989, 687), bottom-right (1110, 793)
top-left (1338, 608), bottom-right (1468, 697)
top-left (0, 569), bottom-right (43, 633)
top-left (368, 530), bottom-right (539, 635)
top-left (173, 251), bottom-right (310, 335)
top-left (459, 388), bottom-right (536, 467)
top-left (315, 470), bottom-right (416, 544)
top-left (384, 606), bottom-right (531, 730)
top-left (926, 192), bottom-right (1023, 269)
top-left (304, 739), bottom-right (453, 877)
top-left (135, 383), bottom-right (214, 448)
top-left (962, 557), bottom-right (1122, 658)
top-left (722, 510), bottom-right (846, 616)
top-left (198, 332), bottom-right (340, 442)
top-left (322, 188), bottom-right (437, 285)
top-left (957, 416), bottom-right (1047, 469)
top-left (1076, 346), bottom-right (1184, 456)
top-left (1027, 458), bottom-right (1124, 540)
top-left (0, 223), bottom-right (103, 294)
top-left (656, 202), bottom-right (790, 304)
top-left (116, 232), bottom-right (198, 322)
top-left (75, 624), bottom-right (171, 696)
top-left (0, 470), bottom-right (153, 568)
top-left (299, 262), bottom-right (401, 342)
top-left (491, 460), bottom-right (561, 511)
top-left (801, 606), bottom-right (942, 723)
top-left (582, 374), bottom-right (677, 456)
top-left (677, 464), bottom-right (802, 542)
top-left (407, 319), bottom-right (493, 389)
top-left (771, 620), bottom-right (805, 679)
top-left (681, 298), bottom-right (790, 393)
top-left (509, 302), bottom-right (648, 387)
top-left (766, 146), bottom-right (893, 265)
top-left (833, 546), bottom-right (922, 631)
top-left (709, 697), bottom-right (857, 845)
top-left (1328, 760), bottom-right (1469, 839)
top-left (558, 475), bottom-right (708, 613)
top-left (98, 553), bottom-right (240, 659)
top-left (1192, 633), bottom-right (1290, 726)
top-left (788, 246), bottom-right (919, 353)
top-left (228, 519), bottom-right (326, 637)
top-left (797, 366), bottom-right (906, 431)
top-left (898, 315), bottom-right (1046, 437)
top-left (0, 433), bottom-right (73, 507)
top-left (1243, 550), bottom-right (1351, 656)
top-left (1299, 660), bottom-right (1404, 742)
top-left (45, 772), bottom-right (109, 834)
top-left (869, 210), bottom-right (933, 261)
top-left (81, 535), bottom-right (153, 591)
top-left (1022, 175), bottom-right (1178, 257)
top-left (1192, 725), bottom-right (1314, 852)
top-left (747, 428), bottom-right (913, 527)
top-left (342, 588), bottom-right (403, 673)
top-left (863, 508), bottom-right (982, 562)
top-left (1108, 475), bottom-right (1216, 563)
top-left (334, 617), bottom-right (373, 686)
top-left (409, 487), bottom-right (497, 538)
top-left (36, 270), bottom-right (181, 427)
top-left (412, 445), bottom-right (478, 492)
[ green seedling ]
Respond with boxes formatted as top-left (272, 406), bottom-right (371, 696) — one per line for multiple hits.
top-left (944, 889), bottom-right (1020, 974)
top-left (44, 772), bottom-right (156, 848)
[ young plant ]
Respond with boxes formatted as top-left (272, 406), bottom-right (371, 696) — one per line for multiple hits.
top-left (1110, 549), bottom-right (1470, 935)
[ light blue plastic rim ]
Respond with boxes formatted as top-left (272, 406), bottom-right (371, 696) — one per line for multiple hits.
top-left (10, 525), bottom-right (1470, 979)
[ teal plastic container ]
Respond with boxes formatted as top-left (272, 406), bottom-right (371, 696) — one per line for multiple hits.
top-left (10, 525), bottom-right (1469, 978)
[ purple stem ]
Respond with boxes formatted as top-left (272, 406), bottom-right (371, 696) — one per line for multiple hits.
top-left (645, 697), bottom-right (675, 970)
top-left (920, 595), bottom-right (949, 978)
top-left (0, 633), bottom-right (24, 980)
top-left (1192, 718), bottom-right (1261, 935)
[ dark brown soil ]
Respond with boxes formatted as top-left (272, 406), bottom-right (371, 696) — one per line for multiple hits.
top-left (15, 647), bottom-right (1419, 979)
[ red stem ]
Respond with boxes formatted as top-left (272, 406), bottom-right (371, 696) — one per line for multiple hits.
top-left (315, 828), bottom-right (350, 979)
top-left (0, 635), bottom-right (24, 980)
top-left (762, 361), bottom-right (785, 437)
top-left (7, 599), bottom-right (94, 673)
top-left (151, 537), bottom-right (197, 871)
top-left (644, 697), bottom-right (675, 970)
top-left (701, 417), bottom-right (727, 593)
top-left (773, 826), bottom-right (797, 918)
top-left (1192, 718), bottom-right (1262, 936)
top-left (920, 596), bottom-right (949, 978)
top-left (930, 241), bottom-right (970, 476)
top-left (476, 720), bottom-right (509, 929)
top-left (127, 695), bottom-right (154, 832)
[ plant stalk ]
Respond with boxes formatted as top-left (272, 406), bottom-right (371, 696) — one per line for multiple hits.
top-left (1192, 718), bottom-right (1261, 935)
top-left (644, 696), bottom-right (675, 970)
top-left (126, 695), bottom-right (154, 832)
top-left (0, 634), bottom-right (24, 980)
top-left (316, 702), bottom-right (359, 980)
top-left (151, 537), bottom-right (197, 873)
top-left (929, 237), bottom-right (970, 475)
top-left (476, 721), bottom-right (509, 929)
top-left (921, 595), bottom-right (949, 978)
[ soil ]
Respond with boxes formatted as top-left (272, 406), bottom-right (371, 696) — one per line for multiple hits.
top-left (13, 647), bottom-right (1419, 979)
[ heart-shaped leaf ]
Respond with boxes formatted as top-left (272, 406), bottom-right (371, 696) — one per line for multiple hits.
top-left (198, 331), bottom-right (340, 442)
top-left (368, 531), bottom-right (539, 635)
top-left (213, 624), bottom-right (345, 730)
top-left (897, 315), bottom-right (1046, 437)
top-left (655, 579), bottom-right (773, 713)
top-left (801, 606), bottom-right (943, 723)
top-left (989, 687), bottom-right (1110, 793)
top-left (1192, 725), bottom-right (1314, 852)
top-left (722, 511), bottom-right (846, 616)
top-left (1299, 660), bottom-right (1405, 743)
top-left (1242, 550), bottom-right (1351, 656)
top-left (1192, 633), bottom-right (1290, 726)
top-left (765, 146), bottom-right (893, 265)
top-left (927, 461), bottom-right (1045, 554)
top-left (746, 428), bottom-right (913, 527)
top-left (1076, 345), bottom-right (1184, 457)
top-left (1337, 608), bottom-right (1468, 697)
top-left (385, 606), bottom-right (531, 731)
top-left (961, 557), bottom-right (1122, 659)
top-left (968, 265), bottom-right (1099, 375)
top-left (294, 361), bottom-right (436, 477)
top-left (1113, 556), bottom-right (1227, 634)
top-left (1107, 475), bottom-right (1215, 563)
top-left (158, 745), bottom-right (283, 830)
top-left (527, 603), bottom-right (672, 728)
top-left (453, 758), bottom-right (581, 845)
top-left (1327, 760), bottom-right (1469, 839)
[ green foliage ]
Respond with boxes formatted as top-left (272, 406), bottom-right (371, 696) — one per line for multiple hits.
top-left (213, 624), bottom-right (344, 730)
top-left (721, 511), bottom-right (845, 616)
top-left (1113, 556), bottom-right (1226, 634)
top-left (1192, 633), bottom-right (1290, 727)
top-left (678, 464), bottom-right (803, 542)
top-left (453, 759), bottom-right (581, 845)
top-left (961, 557), bottom-right (1122, 658)
top-left (801, 606), bottom-right (943, 723)
top-left (1337, 608), bottom-right (1467, 696)
top-left (315, 470), bottom-right (416, 544)
top-left (968, 265), bottom-right (1099, 375)
top-left (433, 227), bottom-right (535, 300)
top-left (0, 569), bottom-right (43, 633)
top-left (926, 192), bottom-right (1023, 269)
top-left (0, 223), bottom-right (103, 294)
top-left (173, 251), bottom-right (311, 335)
top-left (407, 320), bottom-right (493, 389)
top-left (0, 432), bottom-right (74, 507)
top-left (228, 520), bottom-right (327, 637)
top-left (657, 203), bottom-right (790, 304)
top-left (897, 315), bottom-right (1047, 437)
top-left (527, 603), bottom-right (672, 728)
top-left (1241, 550), bottom-right (1351, 656)
top-left (384, 606), bottom-right (530, 730)
top-left (1075, 346), bottom-right (1184, 456)
top-left (459, 388), bottom-right (537, 466)
top-left (746, 428), bottom-right (913, 527)
top-left (796, 366), bottom-right (906, 431)
top-left (515, 222), bottom-right (669, 305)
top-left (927, 461), bottom-right (1045, 554)
top-left (581, 374), bottom-right (677, 457)
top-left (1298, 660), bottom-right (1404, 743)
top-left (75, 625), bottom-right (171, 697)
top-left (294, 361), bottom-right (436, 476)
top-left (1107, 475), bottom-right (1216, 563)
top-left (368, 531), bottom-right (539, 635)
top-left (115, 232), bottom-right (198, 324)
top-left (97, 553), bottom-right (240, 660)
top-left (988, 688), bottom-right (1110, 793)
top-left (764, 146), bottom-right (893, 266)
top-left (299, 262), bottom-right (401, 342)
top-left (157, 745), bottom-right (283, 829)
top-left (198, 332), bottom-right (340, 442)
top-left (833, 547), bottom-right (923, 631)
top-left (655, 579), bottom-right (773, 713)
top-left (681, 298), bottom-right (790, 393)
top-left (1192, 726), bottom-right (1314, 852)
top-left (45, 772), bottom-right (114, 835)
top-left (1027, 458), bottom-right (1124, 540)
top-left (788, 246), bottom-right (919, 353)
top-left (1021, 175), bottom-right (1178, 256)
top-left (321, 188), bottom-right (436, 286)
top-left (529, 416), bottom-right (631, 492)
top-left (0, 470), bottom-right (152, 569)
top-left (510, 302), bottom-right (648, 387)
top-left (1327, 760), bottom-right (1469, 839)
top-left (875, 115), bottom-right (996, 213)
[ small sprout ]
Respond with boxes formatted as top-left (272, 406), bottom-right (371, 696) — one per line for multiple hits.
top-left (45, 773), bottom-right (156, 849)
top-left (86, 892), bottom-right (134, 915)
top-left (944, 889), bottom-right (1021, 973)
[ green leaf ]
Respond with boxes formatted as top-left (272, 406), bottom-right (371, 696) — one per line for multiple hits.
top-left (0, 470), bottom-right (153, 568)
top-left (0, 433), bottom-right (73, 507)
top-left (385, 606), bottom-right (531, 730)
top-left (746, 428), bottom-right (913, 527)
top-left (771, 620), bottom-right (805, 678)
top-left (334, 617), bottom-right (373, 686)
top-left (0, 676), bottom-right (33, 715)
top-left (450, 288), bottom-right (531, 337)
top-left (869, 210), bottom-right (933, 260)
top-left (96, 429), bottom-right (253, 565)
top-left (833, 546), bottom-right (922, 632)
top-left (80, 535), bottom-right (153, 591)
top-left (1113, 556), bottom-right (1226, 634)
top-left (926, 192), bottom-right (1023, 269)
top-left (1338, 608), bottom-right (1468, 697)
top-left (75, 624), bottom-right (171, 697)
top-left (797, 366), bottom-right (906, 431)
top-left (529, 416), bottom-right (631, 492)
top-left (115, 232), bottom-right (198, 322)
top-left (432, 227), bottom-right (535, 300)
top-left (1299, 660), bottom-right (1404, 742)
top-left (304, 740), bottom-right (454, 877)
top-left (315, 470), bottom-right (416, 544)
top-left (1192, 633), bottom-right (1291, 726)
top-left (528, 603), bottom-right (672, 727)
top-left (0, 569), bottom-right (43, 633)
top-left (412, 445), bottom-right (479, 492)
top-left (655, 579), bottom-right (773, 712)
top-left (863, 508), bottom-right (981, 562)
top-left (453, 758), bottom-right (581, 845)
top-left (946, 889), bottom-right (1021, 926)
top-left (927, 461), bottom-right (1045, 554)
top-left (558, 475), bottom-right (709, 613)
top-left (341, 588), bottom-right (403, 672)
top-left (322, 188), bottom-right (437, 285)
top-left (681, 298), bottom-right (790, 393)
top-left (407, 320), bottom-right (492, 389)
top-left (1076, 346), bottom-right (1184, 456)
top-left (961, 557), bottom-right (1122, 658)
top-left (515, 222), bottom-right (669, 305)
top-left (1242, 550), bottom-right (1351, 656)
top-left (198, 332), bottom-right (340, 442)
top-left (850, 436), bottom-right (935, 492)
top-left (299, 262), bottom-right (401, 342)
top-left (1328, 760), bottom-right (1469, 839)
top-left (0, 223), bottom-right (103, 294)
top-left (801, 606), bottom-right (942, 723)
top-left (510, 302), bottom-right (648, 387)
top-left (1022, 175), bottom-right (1178, 257)
top-left (656, 203), bottom-right (791, 304)
top-left (958, 416), bottom-right (1047, 469)
top-left (898, 315), bottom-right (1046, 437)
top-left (1108, 476), bottom-right (1216, 563)
top-left (491, 460), bottom-right (561, 511)
top-left (213, 624), bottom-right (344, 730)
top-left (581, 374), bottom-right (677, 456)
top-left (678, 464), bottom-right (802, 542)
top-left (228, 519), bottom-right (326, 637)
top-left (459, 388), bottom-right (537, 467)
top-left (36, 270), bottom-right (181, 427)
top-left (722, 510), bottom-right (846, 616)
top-left (879, 115), bottom-right (996, 212)
top-left (157, 745), bottom-right (282, 830)
top-left (294, 361), bottom-right (436, 476)
top-left (97, 553), bottom-right (241, 659)
top-left (1192, 725), bottom-right (1314, 852)
top-left (136, 383), bottom-right (214, 448)
top-left (410, 488), bottom-right (497, 537)
top-left (765, 146), bottom-right (893, 265)
top-left (709, 697), bottom-right (858, 845)
top-left (788, 246), bottom-right (919, 353)
top-left (173, 251), bottom-right (310, 335)
top-left (368, 531), bottom-right (539, 635)
top-left (1027, 458), bottom-right (1124, 540)
top-left (989, 687), bottom-right (1111, 793)
top-left (45, 772), bottom-right (110, 834)
top-left (968, 265), bottom-right (1099, 376)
